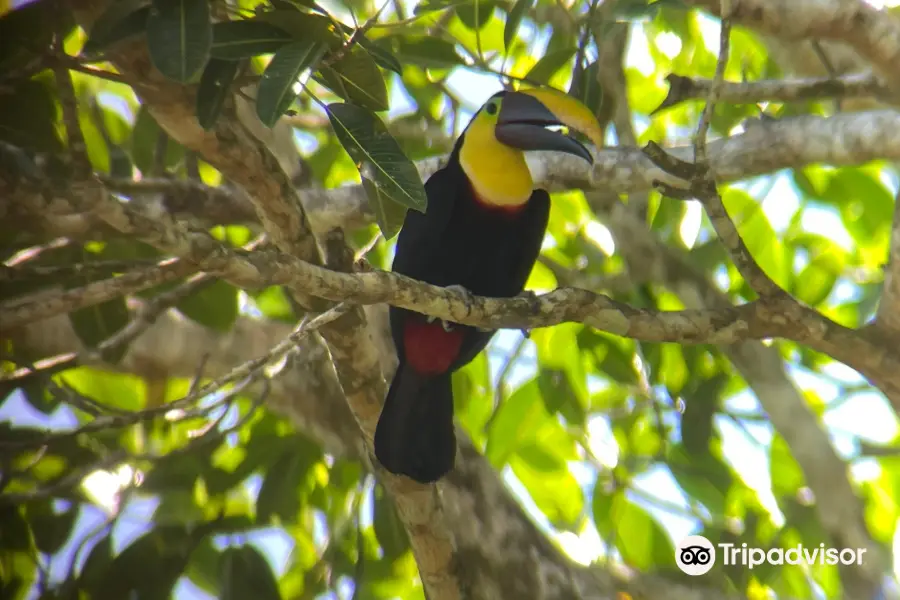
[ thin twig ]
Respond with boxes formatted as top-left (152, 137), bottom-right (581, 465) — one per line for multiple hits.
top-left (693, 0), bottom-right (732, 165)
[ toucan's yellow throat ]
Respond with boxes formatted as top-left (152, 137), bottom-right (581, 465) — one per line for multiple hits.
top-left (458, 88), bottom-right (602, 209)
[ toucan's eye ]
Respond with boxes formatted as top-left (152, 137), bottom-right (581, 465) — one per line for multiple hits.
top-left (485, 101), bottom-right (498, 115)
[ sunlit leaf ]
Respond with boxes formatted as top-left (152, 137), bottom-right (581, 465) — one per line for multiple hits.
top-left (609, 491), bottom-right (674, 570)
top-left (318, 47), bottom-right (389, 112)
top-left (256, 39), bottom-right (328, 127)
top-left (526, 47), bottom-right (575, 84)
top-left (504, 0), bottom-right (534, 51)
top-left (721, 188), bottom-right (789, 288)
top-left (210, 20), bottom-right (292, 60)
top-left (327, 103), bottom-right (428, 236)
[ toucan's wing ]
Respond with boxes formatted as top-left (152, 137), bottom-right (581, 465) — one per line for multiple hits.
top-left (391, 161), bottom-right (462, 280)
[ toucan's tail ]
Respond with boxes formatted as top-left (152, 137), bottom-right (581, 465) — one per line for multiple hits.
top-left (374, 361), bottom-right (456, 483)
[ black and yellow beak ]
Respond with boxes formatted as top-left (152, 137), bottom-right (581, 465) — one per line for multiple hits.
top-left (494, 89), bottom-right (601, 164)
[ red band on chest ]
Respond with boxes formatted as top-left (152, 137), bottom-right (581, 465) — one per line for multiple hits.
top-left (403, 319), bottom-right (465, 375)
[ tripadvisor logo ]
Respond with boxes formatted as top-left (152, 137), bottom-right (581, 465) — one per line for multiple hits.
top-left (676, 535), bottom-right (715, 576)
top-left (676, 535), bottom-right (868, 576)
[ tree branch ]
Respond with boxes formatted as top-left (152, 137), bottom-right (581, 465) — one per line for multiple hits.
top-left (684, 0), bottom-right (900, 98)
top-left (655, 72), bottom-right (890, 112)
top-left (875, 185), bottom-right (900, 335)
top-left (1, 258), bottom-right (197, 329)
top-left (10, 163), bottom-right (900, 405)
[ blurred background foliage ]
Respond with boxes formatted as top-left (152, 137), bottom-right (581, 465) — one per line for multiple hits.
top-left (1, 0), bottom-right (899, 598)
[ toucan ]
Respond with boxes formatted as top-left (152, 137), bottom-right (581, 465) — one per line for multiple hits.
top-left (374, 88), bottom-right (603, 483)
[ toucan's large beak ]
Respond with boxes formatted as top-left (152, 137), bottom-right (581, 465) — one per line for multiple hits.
top-left (494, 88), bottom-right (602, 164)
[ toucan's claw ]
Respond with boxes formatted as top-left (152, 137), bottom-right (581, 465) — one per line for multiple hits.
top-left (426, 315), bottom-right (438, 324)
top-left (441, 320), bottom-right (454, 332)
top-left (445, 284), bottom-right (471, 300)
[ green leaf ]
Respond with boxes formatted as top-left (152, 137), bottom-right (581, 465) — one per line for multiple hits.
top-left (569, 60), bottom-right (603, 113)
top-left (318, 48), bottom-right (389, 112)
top-left (0, 506), bottom-right (33, 552)
top-left (356, 36), bottom-right (402, 74)
top-left (485, 379), bottom-right (548, 466)
top-left (0, 78), bottom-right (63, 154)
top-left (59, 367), bottom-right (145, 412)
top-left (504, 0), bottom-right (534, 51)
top-left (534, 324), bottom-right (588, 415)
top-left (680, 373), bottom-right (728, 457)
top-left (220, 546), bottom-right (282, 600)
top-left (457, 0), bottom-right (495, 30)
top-left (373, 485), bottom-right (409, 560)
top-left (510, 453), bottom-right (583, 528)
top-left (327, 103), bottom-right (428, 233)
top-left (154, 490), bottom-right (206, 526)
top-left (69, 297), bottom-right (130, 362)
top-left (146, 0), bottom-right (212, 82)
top-left (254, 10), bottom-right (342, 48)
top-left (27, 503), bottom-right (77, 555)
top-left (256, 39), bottom-right (328, 127)
top-left (256, 446), bottom-right (315, 523)
top-left (517, 442), bottom-right (565, 473)
top-left (100, 528), bottom-right (191, 600)
top-left (186, 539), bottom-right (223, 596)
top-left (721, 188), bottom-right (789, 288)
top-left (210, 20), bottom-right (292, 60)
top-left (793, 254), bottom-right (839, 307)
top-left (0, 0), bottom-right (73, 72)
top-left (826, 169), bottom-right (893, 251)
top-left (196, 59), bottom-right (239, 130)
top-left (391, 36), bottom-right (463, 69)
top-left (79, 535), bottom-right (113, 594)
top-left (249, 287), bottom-right (295, 323)
top-left (130, 106), bottom-right (185, 173)
top-left (413, 0), bottom-right (466, 14)
top-left (526, 47), bottom-right (575, 84)
top-left (83, 0), bottom-right (150, 55)
top-left (608, 492), bottom-right (674, 571)
top-left (770, 434), bottom-right (805, 499)
top-left (612, 0), bottom-right (659, 21)
top-left (362, 177), bottom-right (407, 239)
top-left (174, 280), bottom-right (239, 332)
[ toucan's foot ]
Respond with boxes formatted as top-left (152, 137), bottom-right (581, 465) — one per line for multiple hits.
top-left (445, 284), bottom-right (471, 301)
top-left (519, 290), bottom-right (539, 302)
top-left (425, 314), bottom-right (454, 331)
